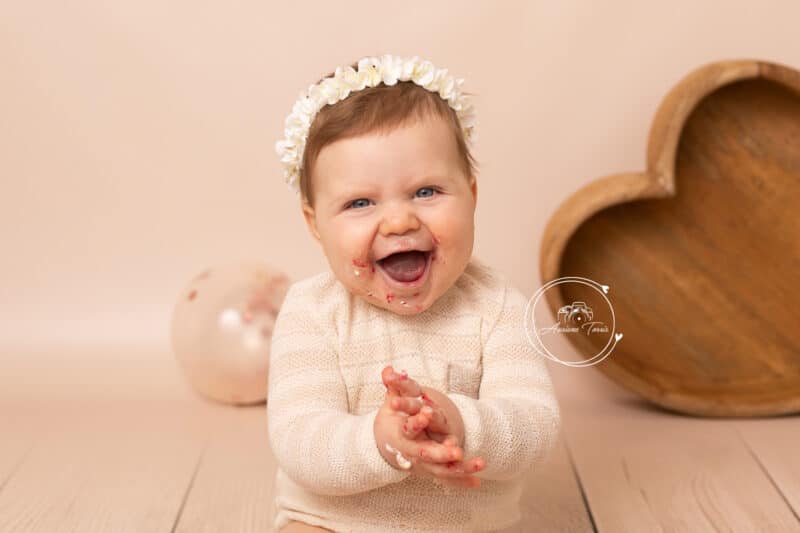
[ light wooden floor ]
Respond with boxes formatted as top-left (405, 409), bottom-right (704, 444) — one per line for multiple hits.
top-left (0, 347), bottom-right (798, 532)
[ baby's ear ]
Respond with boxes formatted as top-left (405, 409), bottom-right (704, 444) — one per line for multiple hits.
top-left (301, 201), bottom-right (321, 242)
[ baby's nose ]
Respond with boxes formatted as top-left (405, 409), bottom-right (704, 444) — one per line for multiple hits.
top-left (379, 204), bottom-right (421, 236)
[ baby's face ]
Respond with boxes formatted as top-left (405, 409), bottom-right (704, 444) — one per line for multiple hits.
top-left (302, 114), bottom-right (477, 315)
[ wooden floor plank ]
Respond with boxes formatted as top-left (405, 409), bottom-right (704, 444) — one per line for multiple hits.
top-left (735, 417), bottom-right (800, 522)
top-left (0, 349), bottom-right (216, 533)
top-left (0, 411), bottom-right (37, 504)
top-left (515, 431), bottom-right (595, 533)
top-left (0, 407), bottom-right (204, 532)
top-left (549, 362), bottom-right (800, 532)
top-left (175, 403), bottom-right (276, 533)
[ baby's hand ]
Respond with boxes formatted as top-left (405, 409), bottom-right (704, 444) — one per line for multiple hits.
top-left (374, 384), bottom-right (475, 486)
top-left (382, 367), bottom-right (452, 441)
top-left (380, 366), bottom-right (485, 488)
top-left (375, 387), bottom-right (483, 489)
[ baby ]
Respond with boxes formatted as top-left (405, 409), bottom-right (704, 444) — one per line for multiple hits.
top-left (267, 55), bottom-right (561, 533)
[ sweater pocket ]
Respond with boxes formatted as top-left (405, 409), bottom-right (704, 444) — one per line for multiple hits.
top-left (439, 313), bottom-right (484, 398)
top-left (447, 360), bottom-right (482, 398)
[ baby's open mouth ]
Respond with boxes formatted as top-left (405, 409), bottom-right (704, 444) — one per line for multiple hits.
top-left (376, 250), bottom-right (430, 283)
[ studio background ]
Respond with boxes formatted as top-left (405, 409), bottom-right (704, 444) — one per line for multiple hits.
top-left (2, 0), bottom-right (799, 352)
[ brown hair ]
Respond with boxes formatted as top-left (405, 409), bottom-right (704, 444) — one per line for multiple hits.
top-left (299, 61), bottom-right (479, 207)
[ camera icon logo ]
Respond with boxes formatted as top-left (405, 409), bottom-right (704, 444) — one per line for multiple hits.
top-left (557, 301), bottom-right (594, 326)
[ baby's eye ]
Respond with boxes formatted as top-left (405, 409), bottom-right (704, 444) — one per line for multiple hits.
top-left (415, 187), bottom-right (438, 198)
top-left (346, 198), bottom-right (372, 210)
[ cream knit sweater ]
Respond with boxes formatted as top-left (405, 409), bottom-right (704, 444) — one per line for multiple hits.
top-left (266, 256), bottom-right (561, 532)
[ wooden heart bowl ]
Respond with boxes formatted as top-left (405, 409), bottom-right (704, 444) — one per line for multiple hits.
top-left (540, 59), bottom-right (800, 417)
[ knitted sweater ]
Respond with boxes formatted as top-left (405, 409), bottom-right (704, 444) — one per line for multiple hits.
top-left (266, 256), bottom-right (561, 532)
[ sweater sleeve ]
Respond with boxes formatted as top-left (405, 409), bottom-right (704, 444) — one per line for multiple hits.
top-left (446, 282), bottom-right (562, 481)
top-left (266, 284), bottom-right (412, 496)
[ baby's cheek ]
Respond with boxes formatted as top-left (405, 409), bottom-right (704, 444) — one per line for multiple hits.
top-left (349, 258), bottom-right (378, 294)
top-left (351, 258), bottom-right (368, 277)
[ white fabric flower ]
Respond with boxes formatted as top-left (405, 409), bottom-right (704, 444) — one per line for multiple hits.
top-left (410, 59), bottom-right (436, 86)
top-left (276, 54), bottom-right (477, 194)
top-left (336, 66), bottom-right (367, 92)
top-left (379, 54), bottom-right (403, 86)
top-left (399, 56), bottom-right (420, 81)
top-left (357, 57), bottom-right (383, 88)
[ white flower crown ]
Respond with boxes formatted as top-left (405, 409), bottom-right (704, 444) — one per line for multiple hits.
top-left (274, 54), bottom-right (477, 194)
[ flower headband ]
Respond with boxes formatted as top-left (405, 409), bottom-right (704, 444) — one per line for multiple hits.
top-left (274, 54), bottom-right (477, 194)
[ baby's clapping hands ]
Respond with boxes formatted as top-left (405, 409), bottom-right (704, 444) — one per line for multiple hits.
top-left (374, 366), bottom-right (485, 489)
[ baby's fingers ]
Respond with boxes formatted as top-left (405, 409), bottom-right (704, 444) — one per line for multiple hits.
top-left (421, 457), bottom-right (485, 487)
top-left (382, 366), bottom-right (423, 397)
top-left (433, 457), bottom-right (485, 477)
top-left (402, 406), bottom-right (433, 439)
top-left (391, 396), bottom-right (422, 415)
top-left (413, 440), bottom-right (463, 464)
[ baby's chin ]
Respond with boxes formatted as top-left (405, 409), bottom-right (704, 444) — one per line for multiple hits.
top-left (382, 299), bottom-right (428, 316)
top-left (336, 274), bottom-right (432, 315)
top-left (352, 289), bottom-right (431, 315)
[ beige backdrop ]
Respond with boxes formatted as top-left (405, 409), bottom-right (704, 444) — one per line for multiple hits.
top-left (2, 1), bottom-right (799, 351)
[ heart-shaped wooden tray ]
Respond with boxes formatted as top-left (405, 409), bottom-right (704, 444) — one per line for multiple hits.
top-left (540, 59), bottom-right (800, 417)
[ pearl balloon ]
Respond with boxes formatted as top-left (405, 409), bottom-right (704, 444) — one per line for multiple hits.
top-left (170, 262), bottom-right (290, 405)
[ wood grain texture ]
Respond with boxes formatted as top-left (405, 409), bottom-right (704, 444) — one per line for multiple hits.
top-left (510, 434), bottom-right (595, 533)
top-left (549, 362), bottom-right (800, 532)
top-left (0, 350), bottom-right (217, 533)
top-left (735, 417), bottom-right (800, 522)
top-left (175, 404), bottom-right (276, 533)
top-left (540, 59), bottom-right (800, 417)
top-left (0, 412), bottom-right (36, 509)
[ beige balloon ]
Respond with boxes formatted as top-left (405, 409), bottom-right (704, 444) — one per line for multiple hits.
top-left (170, 262), bottom-right (290, 405)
